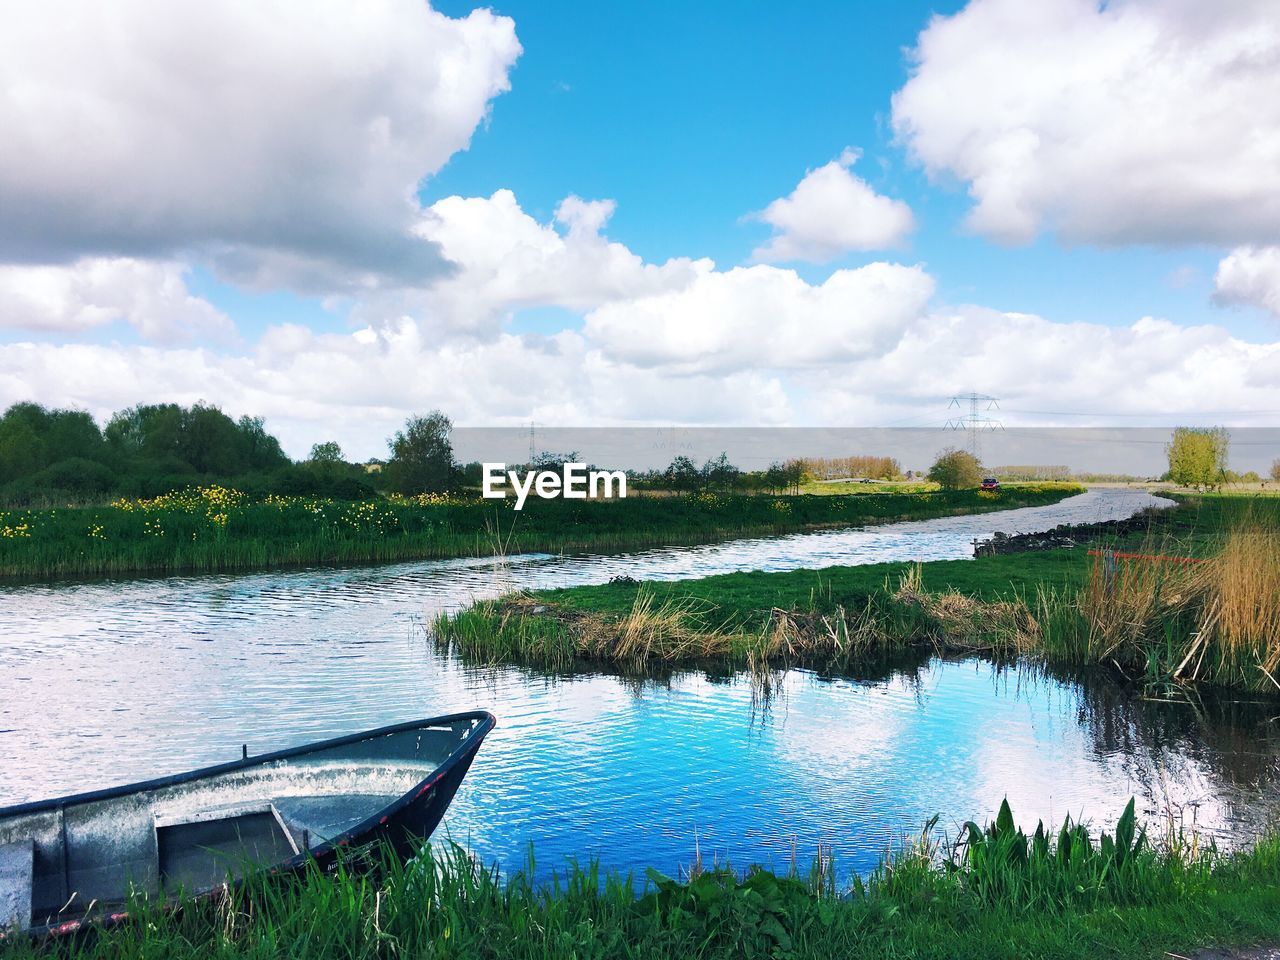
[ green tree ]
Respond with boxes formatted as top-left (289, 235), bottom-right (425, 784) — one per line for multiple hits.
top-left (1271, 458), bottom-right (1280, 483)
top-left (104, 403), bottom-right (287, 478)
top-left (763, 461), bottom-right (787, 494)
top-left (179, 403), bottom-right (245, 474)
top-left (308, 441), bottom-right (345, 465)
top-left (105, 403), bottom-right (183, 457)
top-left (385, 411), bottom-right (456, 493)
top-left (664, 455), bottom-right (701, 493)
top-left (783, 459), bottom-right (804, 494)
top-left (701, 452), bottom-right (740, 492)
top-left (928, 447), bottom-right (983, 490)
top-left (1166, 427), bottom-right (1229, 489)
top-left (0, 407), bottom-right (47, 480)
top-left (0, 402), bottom-right (105, 482)
top-left (236, 415), bottom-right (288, 470)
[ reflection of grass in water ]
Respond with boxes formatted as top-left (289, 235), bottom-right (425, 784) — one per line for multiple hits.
top-left (16, 804), bottom-right (1280, 960)
top-left (0, 484), bottom-right (1082, 581)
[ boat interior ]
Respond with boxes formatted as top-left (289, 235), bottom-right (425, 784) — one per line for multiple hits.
top-left (0, 721), bottom-right (473, 933)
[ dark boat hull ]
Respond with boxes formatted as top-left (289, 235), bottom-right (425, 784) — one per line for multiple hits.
top-left (0, 711), bottom-right (495, 938)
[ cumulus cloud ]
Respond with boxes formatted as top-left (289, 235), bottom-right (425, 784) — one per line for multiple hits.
top-left (808, 309), bottom-right (1280, 422)
top-left (750, 149), bottom-right (915, 262)
top-left (0, 259), bottom-right (233, 343)
top-left (5, 296), bottom-right (1278, 458)
top-left (0, 0), bottom-right (521, 286)
top-left (1214, 246), bottom-right (1280, 317)
top-left (3, 248), bottom-right (1279, 456)
top-left (891, 0), bottom-right (1280, 245)
top-left (0, 324), bottom-right (793, 456)
top-left (395, 190), bottom-right (708, 332)
top-left (584, 262), bottom-right (935, 373)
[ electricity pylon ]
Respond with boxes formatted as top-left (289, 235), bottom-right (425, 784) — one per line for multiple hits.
top-left (945, 393), bottom-right (1002, 462)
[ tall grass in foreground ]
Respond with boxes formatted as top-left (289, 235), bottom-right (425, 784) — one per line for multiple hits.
top-left (4, 802), bottom-right (1277, 960)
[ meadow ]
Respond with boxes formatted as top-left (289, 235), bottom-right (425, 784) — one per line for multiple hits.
top-left (2, 802), bottom-right (1276, 959)
top-left (435, 493), bottom-right (1280, 692)
top-left (0, 482), bottom-right (1081, 580)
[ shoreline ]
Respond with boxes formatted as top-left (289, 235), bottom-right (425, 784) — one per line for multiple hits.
top-left (0, 484), bottom-right (1081, 584)
top-left (435, 492), bottom-right (1280, 692)
top-left (6, 804), bottom-right (1276, 960)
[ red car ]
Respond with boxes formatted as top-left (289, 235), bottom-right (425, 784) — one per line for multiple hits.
top-left (981, 477), bottom-right (1001, 490)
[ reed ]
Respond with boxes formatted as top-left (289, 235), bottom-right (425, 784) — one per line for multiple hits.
top-left (1032, 515), bottom-right (1280, 690)
top-left (437, 497), bottom-right (1280, 692)
top-left (3, 804), bottom-right (1276, 960)
top-left (434, 570), bottom-right (1039, 677)
top-left (1200, 518), bottom-right (1280, 688)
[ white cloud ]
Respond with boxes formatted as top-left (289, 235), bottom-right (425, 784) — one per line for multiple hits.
top-left (0, 1), bottom-right (521, 286)
top-left (0, 324), bottom-right (793, 457)
top-left (891, 0), bottom-right (1280, 245)
top-left (806, 309), bottom-right (1280, 423)
top-left (0, 259), bottom-right (233, 343)
top-left (1214, 246), bottom-right (1280, 317)
top-left (750, 149), bottom-right (915, 262)
top-left (584, 261), bottom-right (935, 373)
top-left (4, 275), bottom-right (1279, 457)
top-left (396, 190), bottom-right (708, 332)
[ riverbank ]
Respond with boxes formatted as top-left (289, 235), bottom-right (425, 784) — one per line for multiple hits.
top-left (0, 483), bottom-right (1080, 581)
top-left (435, 492), bottom-right (1280, 691)
top-left (4, 803), bottom-right (1277, 960)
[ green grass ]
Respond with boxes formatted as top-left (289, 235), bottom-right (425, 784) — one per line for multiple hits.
top-left (0, 482), bottom-right (1082, 581)
top-left (4, 802), bottom-right (1277, 959)
top-left (799, 478), bottom-right (940, 495)
top-left (435, 493), bottom-right (1280, 691)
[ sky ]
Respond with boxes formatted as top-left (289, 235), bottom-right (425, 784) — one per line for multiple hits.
top-left (2, 0), bottom-right (1280, 459)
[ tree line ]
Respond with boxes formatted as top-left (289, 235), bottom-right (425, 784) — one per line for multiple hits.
top-left (629, 455), bottom-right (806, 494)
top-left (0, 401), bottom-right (465, 506)
top-left (7, 400), bottom-right (1272, 506)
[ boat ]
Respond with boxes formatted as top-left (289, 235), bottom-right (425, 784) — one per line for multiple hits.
top-left (0, 711), bottom-right (495, 937)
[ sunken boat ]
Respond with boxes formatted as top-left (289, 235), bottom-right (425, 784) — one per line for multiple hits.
top-left (0, 711), bottom-right (495, 937)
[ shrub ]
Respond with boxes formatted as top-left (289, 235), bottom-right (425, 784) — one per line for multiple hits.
top-left (927, 448), bottom-right (983, 490)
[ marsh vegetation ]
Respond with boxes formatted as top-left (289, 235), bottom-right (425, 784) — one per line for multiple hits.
top-left (435, 493), bottom-right (1280, 692)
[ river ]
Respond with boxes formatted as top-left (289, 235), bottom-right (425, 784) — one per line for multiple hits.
top-left (2, 487), bottom-right (1277, 881)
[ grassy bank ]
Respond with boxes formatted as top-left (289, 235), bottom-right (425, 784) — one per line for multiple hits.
top-left (0, 482), bottom-right (1081, 581)
top-left (435, 494), bottom-right (1280, 692)
top-left (4, 802), bottom-right (1277, 959)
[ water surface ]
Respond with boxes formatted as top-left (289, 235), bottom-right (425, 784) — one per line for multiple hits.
top-left (3, 488), bottom-right (1276, 880)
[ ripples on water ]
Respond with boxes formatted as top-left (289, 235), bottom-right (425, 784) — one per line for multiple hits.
top-left (1, 489), bottom-right (1277, 881)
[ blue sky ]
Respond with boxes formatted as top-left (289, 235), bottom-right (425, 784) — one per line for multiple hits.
top-left (423, 0), bottom-right (1257, 335)
top-left (1, 0), bottom-right (1278, 455)
top-left (176, 0), bottom-right (1262, 345)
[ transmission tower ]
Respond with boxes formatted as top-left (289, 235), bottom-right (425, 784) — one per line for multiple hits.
top-left (528, 421), bottom-right (536, 465)
top-left (944, 393), bottom-right (1003, 461)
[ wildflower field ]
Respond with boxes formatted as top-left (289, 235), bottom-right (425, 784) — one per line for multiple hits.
top-left (0, 483), bottom-right (1081, 580)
